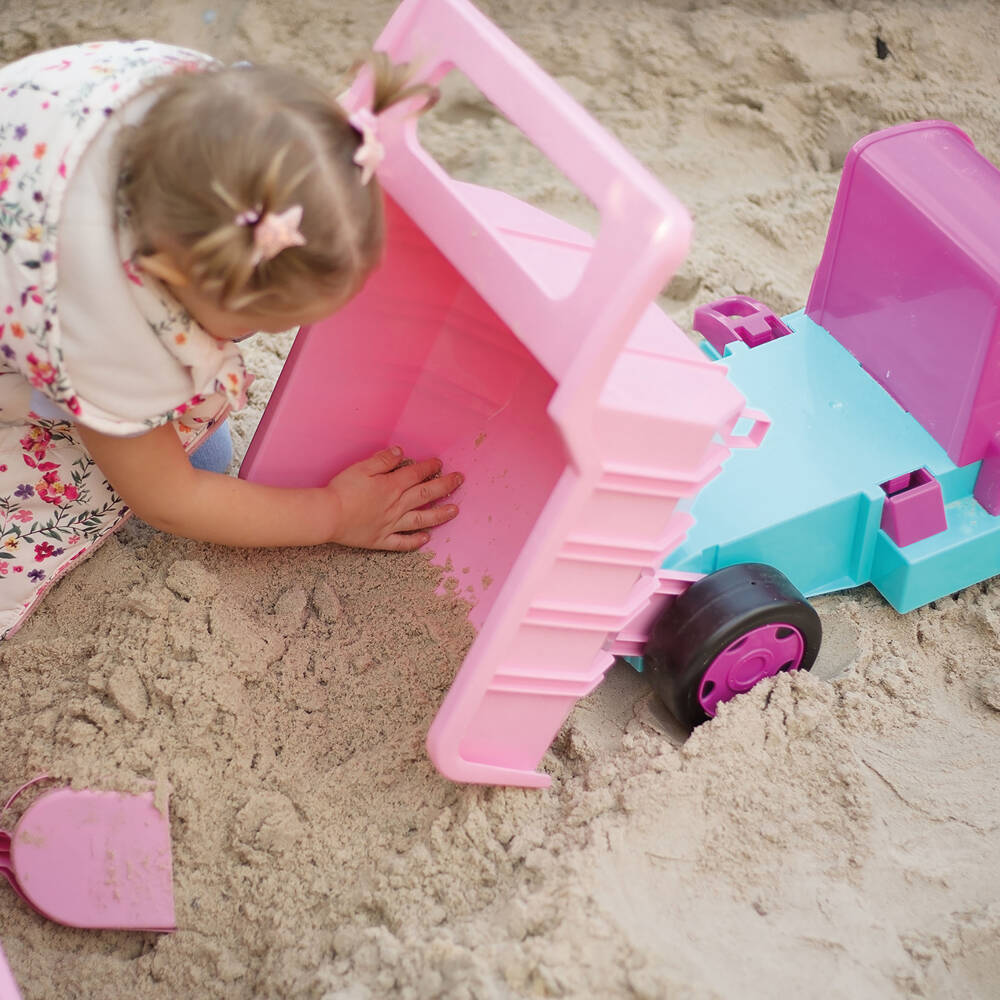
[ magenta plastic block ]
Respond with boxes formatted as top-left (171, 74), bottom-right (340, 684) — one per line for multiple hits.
top-left (807, 121), bottom-right (1000, 471)
top-left (879, 468), bottom-right (947, 547)
top-left (693, 296), bottom-right (792, 354)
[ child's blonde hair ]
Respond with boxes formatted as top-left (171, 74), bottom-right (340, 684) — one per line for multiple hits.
top-left (119, 54), bottom-right (434, 318)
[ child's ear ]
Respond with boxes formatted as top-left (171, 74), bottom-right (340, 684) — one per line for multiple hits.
top-left (137, 251), bottom-right (189, 287)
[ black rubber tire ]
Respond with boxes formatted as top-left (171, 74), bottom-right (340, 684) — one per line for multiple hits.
top-left (643, 563), bottom-right (822, 729)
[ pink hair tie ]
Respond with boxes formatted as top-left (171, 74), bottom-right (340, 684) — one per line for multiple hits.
top-left (235, 204), bottom-right (307, 266)
top-left (347, 107), bottom-right (385, 185)
top-left (234, 205), bottom-right (261, 227)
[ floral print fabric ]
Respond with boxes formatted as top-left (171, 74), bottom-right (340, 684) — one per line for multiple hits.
top-left (0, 41), bottom-right (254, 637)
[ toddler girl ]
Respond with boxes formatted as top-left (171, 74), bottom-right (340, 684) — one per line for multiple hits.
top-left (0, 40), bottom-right (462, 638)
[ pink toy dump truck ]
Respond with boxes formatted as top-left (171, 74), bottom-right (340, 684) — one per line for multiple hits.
top-left (241, 0), bottom-right (1000, 786)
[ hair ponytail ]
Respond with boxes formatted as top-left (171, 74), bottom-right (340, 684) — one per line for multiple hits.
top-left (362, 50), bottom-right (439, 116)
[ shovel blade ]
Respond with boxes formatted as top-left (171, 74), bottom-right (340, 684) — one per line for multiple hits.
top-left (10, 788), bottom-right (174, 931)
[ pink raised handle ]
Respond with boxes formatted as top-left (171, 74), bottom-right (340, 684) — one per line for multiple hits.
top-left (355, 0), bottom-right (691, 453)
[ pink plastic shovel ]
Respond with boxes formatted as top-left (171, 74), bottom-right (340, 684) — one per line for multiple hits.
top-left (0, 778), bottom-right (175, 931)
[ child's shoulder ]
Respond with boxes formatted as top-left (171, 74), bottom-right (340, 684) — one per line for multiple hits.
top-left (0, 41), bottom-right (216, 95)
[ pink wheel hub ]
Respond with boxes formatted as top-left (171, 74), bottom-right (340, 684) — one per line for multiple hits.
top-left (699, 624), bottom-right (805, 716)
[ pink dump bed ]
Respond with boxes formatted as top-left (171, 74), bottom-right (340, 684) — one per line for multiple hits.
top-left (241, 0), bottom-right (752, 785)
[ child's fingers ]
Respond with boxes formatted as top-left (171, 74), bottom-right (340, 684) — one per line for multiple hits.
top-left (356, 445), bottom-right (406, 474)
top-left (395, 502), bottom-right (459, 534)
top-left (356, 450), bottom-right (447, 484)
top-left (401, 470), bottom-right (463, 508)
top-left (388, 456), bottom-right (443, 489)
top-left (380, 531), bottom-right (431, 552)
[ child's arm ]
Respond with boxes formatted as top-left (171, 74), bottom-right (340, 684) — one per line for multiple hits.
top-left (77, 422), bottom-right (461, 551)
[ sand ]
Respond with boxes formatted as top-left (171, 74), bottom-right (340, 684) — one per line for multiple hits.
top-left (2, 1), bottom-right (1000, 997)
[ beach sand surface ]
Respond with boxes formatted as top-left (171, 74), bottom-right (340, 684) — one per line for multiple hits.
top-left (1, 1), bottom-right (999, 997)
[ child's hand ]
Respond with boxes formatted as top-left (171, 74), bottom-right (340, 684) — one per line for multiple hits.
top-left (324, 446), bottom-right (462, 551)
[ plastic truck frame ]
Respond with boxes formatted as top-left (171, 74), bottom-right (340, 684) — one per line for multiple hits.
top-left (240, 0), bottom-right (1000, 787)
